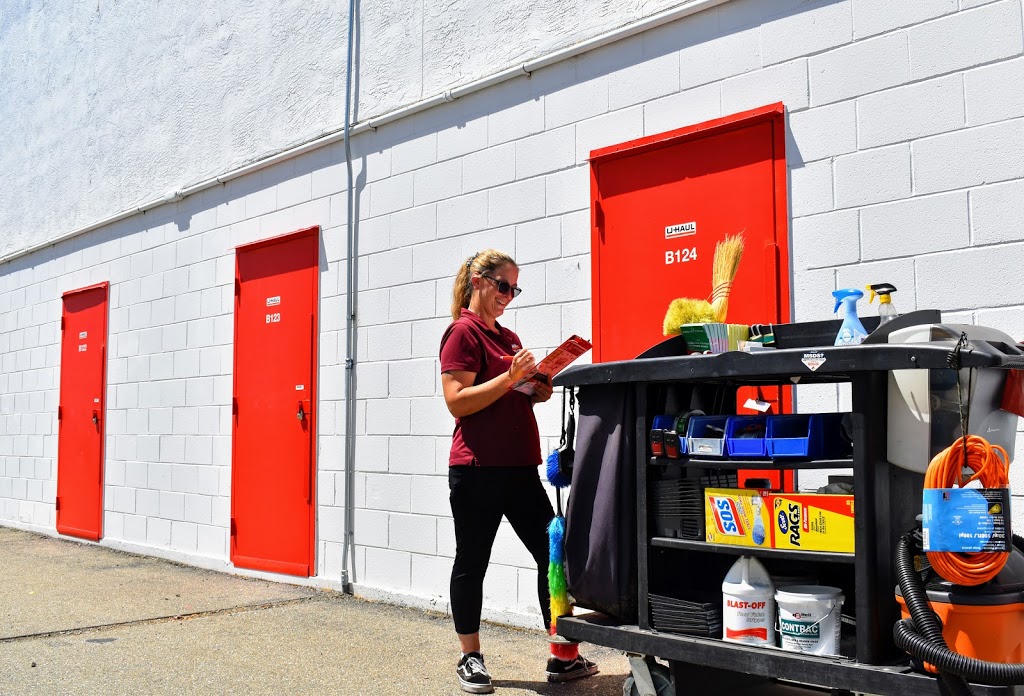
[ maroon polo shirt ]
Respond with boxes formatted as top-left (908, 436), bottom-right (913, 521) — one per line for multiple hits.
top-left (439, 309), bottom-right (541, 467)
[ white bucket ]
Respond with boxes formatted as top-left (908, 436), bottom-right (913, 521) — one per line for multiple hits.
top-left (775, 585), bottom-right (844, 656)
top-left (722, 556), bottom-right (775, 646)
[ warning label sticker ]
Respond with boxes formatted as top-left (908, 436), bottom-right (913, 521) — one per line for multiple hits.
top-left (801, 352), bottom-right (826, 371)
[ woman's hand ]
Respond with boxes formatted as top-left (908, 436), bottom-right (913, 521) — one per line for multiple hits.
top-left (506, 348), bottom-right (536, 383)
top-left (531, 377), bottom-right (553, 404)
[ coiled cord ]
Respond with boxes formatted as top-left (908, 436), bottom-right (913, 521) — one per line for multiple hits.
top-left (924, 435), bottom-right (1011, 586)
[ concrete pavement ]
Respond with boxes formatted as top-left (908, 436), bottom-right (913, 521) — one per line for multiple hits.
top-left (1, 526), bottom-right (631, 695)
top-left (0, 527), bottom-right (826, 695)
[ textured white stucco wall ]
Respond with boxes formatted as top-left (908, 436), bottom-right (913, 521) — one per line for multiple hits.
top-left (4, 0), bottom-right (1024, 628)
top-left (1, 0), bottom-right (708, 258)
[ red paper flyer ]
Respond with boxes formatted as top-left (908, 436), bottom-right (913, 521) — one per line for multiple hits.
top-left (508, 335), bottom-right (592, 396)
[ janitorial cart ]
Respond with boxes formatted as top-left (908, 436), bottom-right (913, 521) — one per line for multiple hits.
top-left (553, 315), bottom-right (1024, 696)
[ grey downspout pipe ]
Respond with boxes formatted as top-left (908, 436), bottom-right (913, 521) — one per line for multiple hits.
top-left (340, 0), bottom-right (358, 593)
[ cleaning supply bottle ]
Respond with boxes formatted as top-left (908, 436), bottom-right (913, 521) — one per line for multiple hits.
top-left (866, 283), bottom-right (899, 326)
top-left (832, 288), bottom-right (868, 346)
top-left (722, 555), bottom-right (776, 645)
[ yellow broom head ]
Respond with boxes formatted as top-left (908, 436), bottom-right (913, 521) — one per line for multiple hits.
top-left (710, 233), bottom-right (745, 323)
top-left (663, 297), bottom-right (716, 336)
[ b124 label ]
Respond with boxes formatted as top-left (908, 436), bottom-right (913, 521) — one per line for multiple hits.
top-left (665, 248), bottom-right (698, 265)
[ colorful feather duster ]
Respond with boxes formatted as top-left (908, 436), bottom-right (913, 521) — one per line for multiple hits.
top-left (546, 389), bottom-right (579, 658)
top-left (547, 515), bottom-right (571, 626)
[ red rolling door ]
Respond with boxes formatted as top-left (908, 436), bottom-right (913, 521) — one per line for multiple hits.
top-left (57, 282), bottom-right (110, 541)
top-left (231, 227), bottom-right (319, 576)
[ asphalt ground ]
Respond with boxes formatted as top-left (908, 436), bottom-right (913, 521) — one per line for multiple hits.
top-left (0, 527), bottom-right (832, 695)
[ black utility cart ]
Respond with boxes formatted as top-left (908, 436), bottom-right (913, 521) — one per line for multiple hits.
top-left (553, 337), bottom-right (1024, 696)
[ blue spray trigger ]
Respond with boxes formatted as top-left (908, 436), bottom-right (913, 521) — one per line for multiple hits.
top-left (832, 288), bottom-right (864, 314)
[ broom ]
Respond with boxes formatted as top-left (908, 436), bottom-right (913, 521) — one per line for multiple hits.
top-left (710, 233), bottom-right (745, 323)
top-left (662, 232), bottom-right (745, 335)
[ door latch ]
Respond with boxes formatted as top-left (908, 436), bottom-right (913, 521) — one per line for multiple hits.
top-left (296, 402), bottom-right (305, 421)
top-left (92, 412), bottom-right (99, 425)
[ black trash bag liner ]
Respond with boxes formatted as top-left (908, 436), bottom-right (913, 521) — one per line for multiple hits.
top-left (563, 380), bottom-right (734, 623)
top-left (564, 383), bottom-right (638, 622)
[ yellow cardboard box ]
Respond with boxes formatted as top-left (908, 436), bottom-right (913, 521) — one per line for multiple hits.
top-left (704, 488), bottom-right (773, 548)
top-left (769, 493), bottom-right (855, 553)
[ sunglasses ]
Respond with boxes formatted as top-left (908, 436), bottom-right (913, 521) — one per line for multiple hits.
top-left (481, 274), bottom-right (522, 298)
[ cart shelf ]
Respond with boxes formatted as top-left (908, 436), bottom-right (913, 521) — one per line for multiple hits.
top-left (558, 614), bottom-right (1024, 696)
top-left (650, 537), bottom-right (855, 564)
top-left (650, 455), bottom-right (854, 470)
top-left (554, 343), bottom-right (1024, 388)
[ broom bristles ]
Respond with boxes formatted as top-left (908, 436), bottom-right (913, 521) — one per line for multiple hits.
top-left (712, 233), bottom-right (745, 287)
top-left (710, 233), bottom-right (745, 323)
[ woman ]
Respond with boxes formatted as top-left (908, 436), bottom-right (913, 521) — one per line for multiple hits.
top-left (440, 250), bottom-right (598, 694)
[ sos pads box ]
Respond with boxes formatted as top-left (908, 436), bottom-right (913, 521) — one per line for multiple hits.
top-left (705, 488), bottom-right (773, 548)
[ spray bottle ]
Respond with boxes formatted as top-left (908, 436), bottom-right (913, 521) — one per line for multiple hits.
top-left (866, 283), bottom-right (899, 326)
top-left (832, 288), bottom-right (868, 346)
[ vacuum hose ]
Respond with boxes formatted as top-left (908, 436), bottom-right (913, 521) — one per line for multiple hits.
top-left (893, 533), bottom-right (1024, 689)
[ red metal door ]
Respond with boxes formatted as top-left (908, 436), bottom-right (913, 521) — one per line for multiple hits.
top-left (231, 227), bottom-right (319, 576)
top-left (590, 104), bottom-right (793, 489)
top-left (57, 282), bottom-right (109, 541)
top-left (590, 103), bottom-right (791, 362)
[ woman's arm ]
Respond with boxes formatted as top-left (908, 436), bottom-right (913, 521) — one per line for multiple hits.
top-left (442, 349), bottom-right (536, 418)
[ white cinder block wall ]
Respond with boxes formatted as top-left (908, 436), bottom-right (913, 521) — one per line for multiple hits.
top-left (3, 0), bottom-right (1024, 624)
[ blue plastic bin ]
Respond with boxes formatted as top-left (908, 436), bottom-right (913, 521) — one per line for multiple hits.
top-left (766, 413), bottom-right (851, 459)
top-left (725, 416), bottom-right (769, 458)
top-left (685, 415), bottom-right (729, 457)
top-left (651, 414), bottom-right (689, 456)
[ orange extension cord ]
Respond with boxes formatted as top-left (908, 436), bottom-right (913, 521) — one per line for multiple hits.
top-left (925, 434), bottom-right (1012, 586)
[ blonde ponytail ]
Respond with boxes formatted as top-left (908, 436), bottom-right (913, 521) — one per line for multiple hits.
top-left (450, 249), bottom-right (516, 321)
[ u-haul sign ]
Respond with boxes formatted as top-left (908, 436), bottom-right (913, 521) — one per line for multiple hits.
top-left (665, 221), bottom-right (696, 239)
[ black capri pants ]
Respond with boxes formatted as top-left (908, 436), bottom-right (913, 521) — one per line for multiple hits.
top-left (449, 464), bottom-right (555, 635)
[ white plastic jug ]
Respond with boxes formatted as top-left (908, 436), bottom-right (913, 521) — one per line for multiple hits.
top-left (722, 555), bottom-right (775, 645)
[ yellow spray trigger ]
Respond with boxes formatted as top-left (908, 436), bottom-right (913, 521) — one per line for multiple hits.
top-left (866, 283), bottom-right (897, 305)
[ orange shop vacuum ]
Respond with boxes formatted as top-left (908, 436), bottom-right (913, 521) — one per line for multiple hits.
top-left (887, 327), bottom-right (1024, 694)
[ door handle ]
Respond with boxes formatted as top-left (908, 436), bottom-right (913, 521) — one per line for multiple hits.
top-left (297, 402), bottom-right (305, 421)
top-left (92, 411), bottom-right (99, 425)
